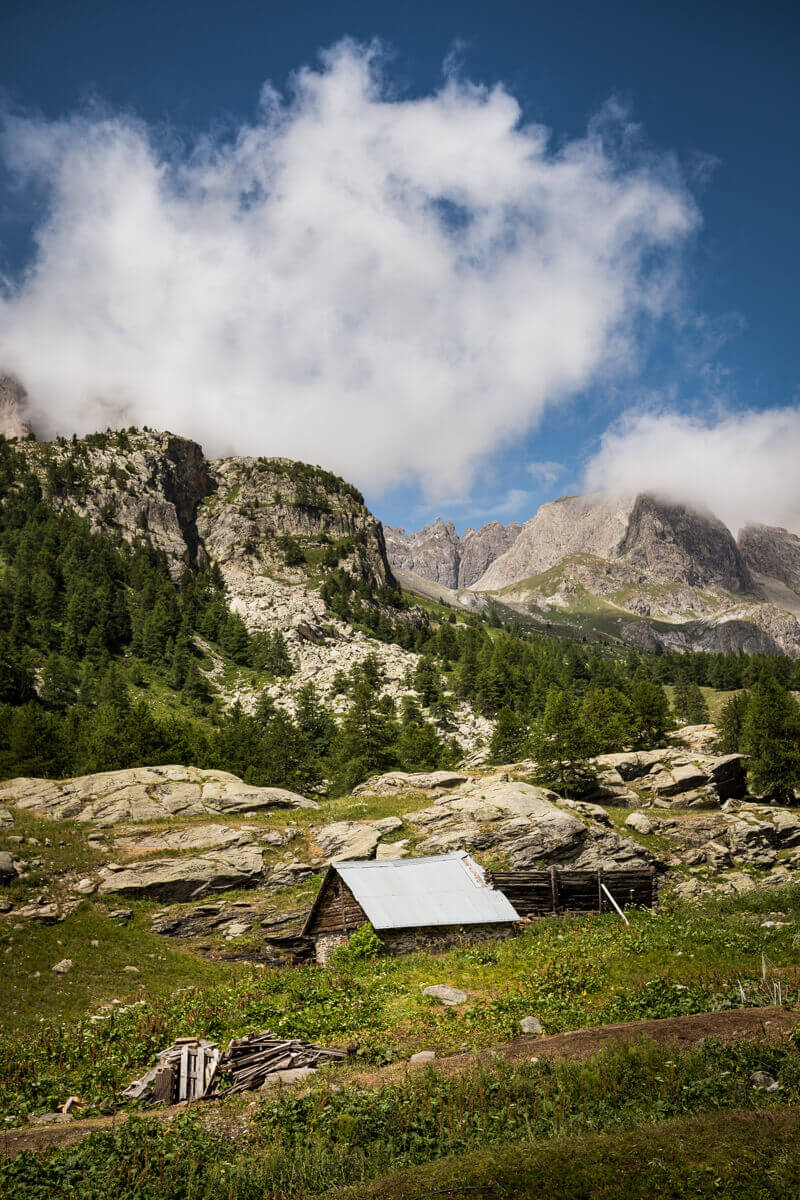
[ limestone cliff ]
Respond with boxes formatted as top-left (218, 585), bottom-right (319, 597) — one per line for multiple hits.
top-left (17, 432), bottom-right (393, 588)
top-left (473, 494), bottom-right (634, 591)
top-left (384, 519), bottom-right (462, 588)
top-left (18, 430), bottom-right (213, 580)
top-left (618, 495), bottom-right (752, 592)
top-left (473, 493), bottom-right (751, 594)
top-left (0, 375), bottom-right (32, 440)
top-left (385, 518), bottom-right (521, 589)
top-left (738, 523), bottom-right (800, 598)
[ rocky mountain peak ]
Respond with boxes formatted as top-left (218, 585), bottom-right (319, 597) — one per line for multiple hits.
top-left (473, 493), bottom-right (634, 591)
top-left (471, 491), bottom-right (752, 595)
top-left (384, 518), bottom-right (521, 589)
top-left (618, 494), bottom-right (752, 593)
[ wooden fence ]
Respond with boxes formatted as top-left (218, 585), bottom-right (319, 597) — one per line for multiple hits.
top-left (487, 868), bottom-right (658, 918)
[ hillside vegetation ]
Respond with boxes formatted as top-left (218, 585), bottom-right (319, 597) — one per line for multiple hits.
top-left (4, 429), bottom-right (800, 1196)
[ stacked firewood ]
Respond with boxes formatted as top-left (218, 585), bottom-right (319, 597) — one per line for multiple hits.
top-left (122, 1030), bottom-right (344, 1105)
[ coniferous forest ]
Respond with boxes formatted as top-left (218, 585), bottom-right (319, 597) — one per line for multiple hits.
top-left (1, 435), bottom-right (800, 799)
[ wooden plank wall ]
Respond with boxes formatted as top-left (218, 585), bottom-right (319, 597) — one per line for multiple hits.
top-left (307, 874), bottom-right (368, 936)
top-left (487, 868), bottom-right (658, 918)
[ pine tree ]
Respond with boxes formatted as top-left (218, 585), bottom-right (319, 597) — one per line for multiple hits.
top-left (740, 676), bottom-right (800, 802)
top-left (580, 687), bottom-right (633, 755)
top-left (685, 683), bottom-right (710, 724)
top-left (412, 655), bottom-right (440, 706)
top-left (169, 637), bottom-right (191, 690)
top-left (181, 661), bottom-right (211, 711)
top-left (40, 653), bottom-right (78, 710)
top-left (294, 682), bottom-right (336, 760)
top-left (220, 614), bottom-right (251, 665)
top-left (716, 691), bottom-right (750, 753)
top-left (267, 630), bottom-right (293, 677)
top-left (530, 687), bottom-right (595, 796)
top-left (672, 671), bottom-right (691, 724)
top-left (489, 706), bottom-right (529, 763)
top-left (0, 633), bottom-right (35, 704)
top-left (631, 679), bottom-right (672, 747)
top-left (333, 679), bottom-right (398, 792)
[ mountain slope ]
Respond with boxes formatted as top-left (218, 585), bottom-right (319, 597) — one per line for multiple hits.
top-left (3, 429), bottom-right (491, 757)
top-left (390, 492), bottom-right (800, 657)
top-left (738, 523), bottom-right (800, 596)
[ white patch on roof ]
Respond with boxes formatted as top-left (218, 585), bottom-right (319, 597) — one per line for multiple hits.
top-left (333, 851), bottom-right (519, 930)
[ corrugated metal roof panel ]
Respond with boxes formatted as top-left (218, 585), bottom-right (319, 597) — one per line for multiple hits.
top-left (333, 852), bottom-right (519, 930)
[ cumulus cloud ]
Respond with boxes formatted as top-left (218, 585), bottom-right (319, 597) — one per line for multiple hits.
top-left (0, 40), bottom-right (697, 497)
top-left (583, 406), bottom-right (800, 534)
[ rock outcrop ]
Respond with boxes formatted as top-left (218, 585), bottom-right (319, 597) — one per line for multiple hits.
top-left (739, 524), bottom-right (800, 598)
top-left (385, 519), bottom-right (521, 589)
top-left (18, 430), bottom-right (212, 580)
top-left (353, 770), bottom-right (468, 796)
top-left (385, 519), bottom-right (462, 588)
top-left (199, 455), bottom-right (393, 590)
top-left (618, 495), bottom-right (752, 593)
top-left (402, 776), bottom-right (655, 871)
top-left (0, 767), bottom-right (317, 826)
top-left (0, 374), bottom-right (32, 440)
top-left (97, 844), bottom-right (266, 900)
top-left (590, 749), bottom-right (747, 809)
top-left (17, 431), bottom-right (394, 590)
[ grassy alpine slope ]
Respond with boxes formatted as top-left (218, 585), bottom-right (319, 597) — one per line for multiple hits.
top-left (2, 883), bottom-right (800, 1120)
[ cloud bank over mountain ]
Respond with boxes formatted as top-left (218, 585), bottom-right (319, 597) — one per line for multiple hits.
top-left (584, 406), bottom-right (800, 535)
top-left (0, 40), bottom-right (696, 498)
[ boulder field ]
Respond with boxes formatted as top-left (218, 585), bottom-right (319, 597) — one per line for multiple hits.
top-left (1, 747), bottom-right (798, 911)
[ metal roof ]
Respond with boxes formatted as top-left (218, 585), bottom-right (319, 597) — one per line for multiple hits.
top-left (328, 852), bottom-right (520, 930)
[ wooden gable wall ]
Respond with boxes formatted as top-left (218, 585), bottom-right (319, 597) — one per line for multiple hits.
top-left (305, 869), bottom-right (368, 937)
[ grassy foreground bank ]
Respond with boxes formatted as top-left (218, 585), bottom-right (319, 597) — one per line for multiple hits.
top-left (3, 1036), bottom-right (800, 1197)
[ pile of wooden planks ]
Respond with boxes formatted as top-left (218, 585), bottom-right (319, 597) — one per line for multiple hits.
top-left (122, 1031), bottom-right (344, 1105)
top-left (122, 1037), bottom-right (221, 1104)
top-left (220, 1031), bottom-right (345, 1093)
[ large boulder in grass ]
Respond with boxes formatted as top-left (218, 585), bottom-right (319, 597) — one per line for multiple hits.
top-left (0, 767), bottom-right (317, 826)
top-left (352, 770), bottom-right (467, 796)
top-left (313, 822), bottom-right (383, 862)
top-left (115, 824), bottom-right (250, 854)
top-left (0, 850), bottom-right (19, 882)
top-left (97, 844), bottom-right (265, 901)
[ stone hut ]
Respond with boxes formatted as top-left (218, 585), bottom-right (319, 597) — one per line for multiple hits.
top-left (302, 851), bottom-right (520, 964)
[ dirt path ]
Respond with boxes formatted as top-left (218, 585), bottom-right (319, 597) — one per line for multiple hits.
top-left (3, 1006), bottom-right (797, 1159)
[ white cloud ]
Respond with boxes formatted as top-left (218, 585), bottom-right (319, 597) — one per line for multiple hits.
top-left (526, 459), bottom-right (564, 488)
top-left (583, 406), bottom-right (800, 534)
top-left (0, 40), bottom-right (697, 498)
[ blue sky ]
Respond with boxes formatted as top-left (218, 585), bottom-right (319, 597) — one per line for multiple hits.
top-left (1, 1), bottom-right (798, 533)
